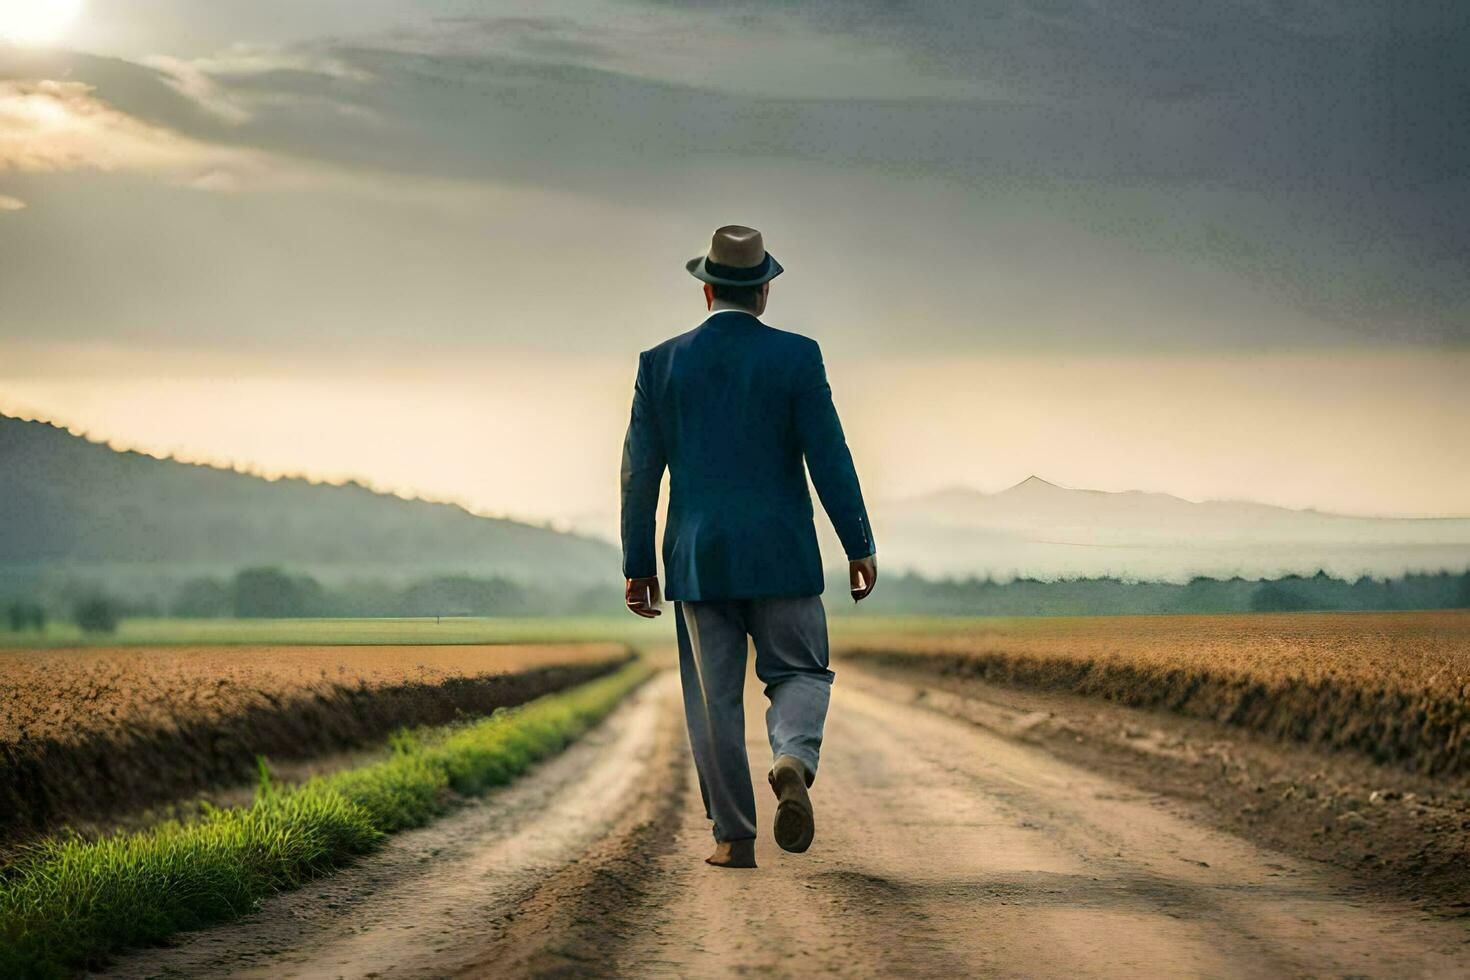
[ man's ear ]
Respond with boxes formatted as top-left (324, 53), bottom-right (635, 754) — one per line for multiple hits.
top-left (703, 283), bottom-right (715, 309)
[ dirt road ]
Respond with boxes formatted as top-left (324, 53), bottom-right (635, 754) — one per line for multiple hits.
top-left (106, 668), bottom-right (1469, 978)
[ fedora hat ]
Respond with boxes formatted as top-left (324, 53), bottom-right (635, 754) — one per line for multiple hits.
top-left (686, 224), bottom-right (784, 287)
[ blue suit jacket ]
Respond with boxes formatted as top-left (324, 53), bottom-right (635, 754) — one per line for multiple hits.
top-left (620, 310), bottom-right (874, 601)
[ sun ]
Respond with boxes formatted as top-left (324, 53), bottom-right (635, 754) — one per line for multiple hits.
top-left (0, 0), bottom-right (84, 45)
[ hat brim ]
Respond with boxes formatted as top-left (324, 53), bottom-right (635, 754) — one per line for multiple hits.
top-left (685, 253), bottom-right (784, 286)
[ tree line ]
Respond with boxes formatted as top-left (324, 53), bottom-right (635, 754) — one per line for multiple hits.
top-left (829, 569), bottom-right (1470, 617)
top-left (7, 568), bottom-right (620, 632)
top-left (164, 568), bottom-right (615, 619)
top-left (5, 567), bottom-right (1466, 634)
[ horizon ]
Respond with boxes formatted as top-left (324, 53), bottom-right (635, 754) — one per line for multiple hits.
top-left (3, 346), bottom-right (1466, 523)
top-left (6, 407), bottom-right (1468, 528)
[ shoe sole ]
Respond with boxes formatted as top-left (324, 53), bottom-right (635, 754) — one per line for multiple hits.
top-left (769, 766), bottom-right (815, 853)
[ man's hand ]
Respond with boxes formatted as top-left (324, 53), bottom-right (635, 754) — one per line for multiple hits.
top-left (625, 576), bottom-right (663, 618)
top-left (849, 554), bottom-right (877, 602)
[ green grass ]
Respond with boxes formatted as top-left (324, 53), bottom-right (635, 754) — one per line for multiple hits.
top-left (0, 613), bottom-right (1056, 650)
top-left (0, 660), bottom-right (653, 978)
top-left (0, 615), bottom-right (665, 648)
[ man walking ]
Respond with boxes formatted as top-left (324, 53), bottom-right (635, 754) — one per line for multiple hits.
top-left (620, 224), bottom-right (877, 869)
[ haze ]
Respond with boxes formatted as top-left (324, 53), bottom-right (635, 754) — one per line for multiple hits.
top-left (1, 1), bottom-right (1466, 525)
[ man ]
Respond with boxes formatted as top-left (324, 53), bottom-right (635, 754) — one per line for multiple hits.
top-left (620, 224), bottom-right (878, 869)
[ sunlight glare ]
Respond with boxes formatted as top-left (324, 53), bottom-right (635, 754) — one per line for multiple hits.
top-left (0, 0), bottom-right (84, 45)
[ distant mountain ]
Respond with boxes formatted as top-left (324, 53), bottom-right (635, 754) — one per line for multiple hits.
top-left (0, 415), bottom-right (617, 600)
top-left (572, 474), bottom-right (1470, 583)
top-left (872, 476), bottom-right (1470, 582)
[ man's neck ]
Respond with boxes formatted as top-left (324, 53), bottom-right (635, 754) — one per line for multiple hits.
top-left (709, 302), bottom-right (759, 318)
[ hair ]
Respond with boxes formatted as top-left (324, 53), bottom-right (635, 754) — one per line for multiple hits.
top-left (709, 282), bottom-right (764, 309)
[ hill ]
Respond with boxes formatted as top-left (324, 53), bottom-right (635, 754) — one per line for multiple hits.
top-left (871, 476), bottom-right (1470, 582)
top-left (575, 475), bottom-right (1470, 583)
top-left (0, 415), bottom-right (617, 602)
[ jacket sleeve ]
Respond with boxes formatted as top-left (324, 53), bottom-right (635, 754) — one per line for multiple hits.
top-left (620, 350), bottom-right (666, 579)
top-left (793, 340), bottom-right (875, 561)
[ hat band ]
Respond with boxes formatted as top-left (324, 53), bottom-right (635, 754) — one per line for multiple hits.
top-left (704, 256), bottom-right (769, 282)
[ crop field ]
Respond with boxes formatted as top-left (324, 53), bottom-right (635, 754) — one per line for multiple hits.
top-left (0, 662), bottom-right (653, 977)
top-left (836, 610), bottom-right (1470, 777)
top-left (0, 642), bottom-right (630, 844)
top-left (3, 614), bottom-right (1467, 976)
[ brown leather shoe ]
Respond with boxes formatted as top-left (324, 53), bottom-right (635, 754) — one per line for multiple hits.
top-left (768, 755), bottom-right (815, 853)
top-left (706, 838), bottom-right (757, 869)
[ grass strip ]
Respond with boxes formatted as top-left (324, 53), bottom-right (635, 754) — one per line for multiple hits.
top-left (0, 659), bottom-right (653, 978)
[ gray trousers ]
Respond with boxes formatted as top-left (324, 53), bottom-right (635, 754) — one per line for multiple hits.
top-left (673, 594), bottom-right (833, 842)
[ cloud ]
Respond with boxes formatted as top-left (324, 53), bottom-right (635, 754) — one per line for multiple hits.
top-left (0, 78), bottom-right (317, 191)
top-left (141, 47), bottom-right (372, 124)
top-left (1, 79), bottom-right (209, 172)
top-left (119, 35), bottom-right (1460, 345)
top-left (0, 3), bottom-right (1464, 346)
top-left (0, 192), bottom-right (24, 209)
top-left (385, 11), bottom-right (1003, 103)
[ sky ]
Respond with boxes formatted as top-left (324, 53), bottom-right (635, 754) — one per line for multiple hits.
top-left (1, 1), bottom-right (1467, 525)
